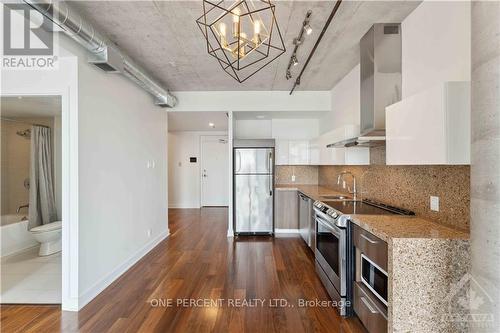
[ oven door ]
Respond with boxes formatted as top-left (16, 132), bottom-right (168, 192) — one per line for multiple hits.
top-left (315, 214), bottom-right (346, 296)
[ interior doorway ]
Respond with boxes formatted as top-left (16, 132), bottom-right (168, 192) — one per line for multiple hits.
top-left (0, 96), bottom-right (63, 304)
top-left (167, 111), bottom-right (229, 209)
top-left (201, 135), bottom-right (229, 207)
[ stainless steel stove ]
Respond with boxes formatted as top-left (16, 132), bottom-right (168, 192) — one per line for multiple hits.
top-left (313, 199), bottom-right (414, 316)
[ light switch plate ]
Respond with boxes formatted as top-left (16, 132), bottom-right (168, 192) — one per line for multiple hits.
top-left (291, 175), bottom-right (296, 182)
top-left (430, 196), bottom-right (439, 212)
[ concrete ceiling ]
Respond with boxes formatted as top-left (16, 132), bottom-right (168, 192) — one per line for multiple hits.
top-left (168, 111), bottom-right (228, 131)
top-left (1, 96), bottom-right (62, 118)
top-left (71, 1), bottom-right (420, 92)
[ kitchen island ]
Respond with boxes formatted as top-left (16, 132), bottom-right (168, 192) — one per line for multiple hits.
top-left (349, 215), bottom-right (470, 333)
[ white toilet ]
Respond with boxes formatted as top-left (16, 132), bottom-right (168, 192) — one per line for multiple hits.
top-left (30, 221), bottom-right (62, 256)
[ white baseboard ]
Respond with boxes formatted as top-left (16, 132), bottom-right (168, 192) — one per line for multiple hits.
top-left (62, 297), bottom-right (79, 311)
top-left (78, 230), bottom-right (169, 310)
top-left (275, 228), bottom-right (300, 234)
top-left (168, 204), bottom-right (200, 209)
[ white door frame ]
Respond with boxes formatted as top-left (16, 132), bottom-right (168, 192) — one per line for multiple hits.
top-left (227, 112), bottom-right (234, 237)
top-left (1, 56), bottom-right (80, 311)
top-left (199, 134), bottom-right (229, 207)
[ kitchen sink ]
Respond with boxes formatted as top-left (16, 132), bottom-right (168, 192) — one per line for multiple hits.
top-left (320, 195), bottom-right (351, 200)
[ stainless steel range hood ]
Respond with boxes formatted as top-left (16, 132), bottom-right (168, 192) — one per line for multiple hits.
top-left (328, 23), bottom-right (401, 148)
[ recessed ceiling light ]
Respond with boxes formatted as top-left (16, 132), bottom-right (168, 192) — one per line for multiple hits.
top-left (208, 122), bottom-right (215, 128)
top-left (256, 115), bottom-right (266, 119)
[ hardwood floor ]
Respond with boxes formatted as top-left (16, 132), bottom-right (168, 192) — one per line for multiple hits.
top-left (1, 208), bottom-right (366, 333)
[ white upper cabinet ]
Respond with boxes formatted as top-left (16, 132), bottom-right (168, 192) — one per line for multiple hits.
top-left (386, 81), bottom-right (470, 165)
top-left (309, 138), bottom-right (320, 165)
top-left (317, 125), bottom-right (370, 165)
top-left (275, 139), bottom-right (289, 165)
top-left (289, 140), bottom-right (310, 165)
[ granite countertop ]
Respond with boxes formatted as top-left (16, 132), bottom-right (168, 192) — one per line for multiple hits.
top-left (349, 215), bottom-right (469, 242)
top-left (276, 184), bottom-right (469, 241)
top-left (275, 184), bottom-right (347, 202)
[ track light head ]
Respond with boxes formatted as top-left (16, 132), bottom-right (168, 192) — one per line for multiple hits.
top-left (303, 23), bottom-right (313, 35)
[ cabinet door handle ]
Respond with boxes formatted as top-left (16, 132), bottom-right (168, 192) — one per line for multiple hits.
top-left (360, 296), bottom-right (377, 314)
top-left (360, 233), bottom-right (378, 244)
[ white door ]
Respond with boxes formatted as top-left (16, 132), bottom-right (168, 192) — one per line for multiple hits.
top-left (201, 135), bottom-right (229, 206)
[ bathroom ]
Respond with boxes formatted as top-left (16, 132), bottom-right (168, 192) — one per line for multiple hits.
top-left (1, 96), bottom-right (62, 304)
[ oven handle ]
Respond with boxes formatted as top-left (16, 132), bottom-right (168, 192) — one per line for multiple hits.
top-left (313, 208), bottom-right (334, 223)
top-left (316, 217), bottom-right (341, 238)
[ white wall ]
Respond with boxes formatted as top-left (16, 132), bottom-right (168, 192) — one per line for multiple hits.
top-left (320, 65), bottom-right (360, 135)
top-left (58, 36), bottom-right (169, 307)
top-left (272, 119), bottom-right (319, 140)
top-left (401, 1), bottom-right (471, 98)
top-left (172, 91), bottom-right (330, 112)
top-left (168, 131), bottom-right (227, 208)
top-left (234, 120), bottom-right (272, 139)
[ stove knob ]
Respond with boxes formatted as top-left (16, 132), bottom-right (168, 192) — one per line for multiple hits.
top-left (332, 212), bottom-right (338, 218)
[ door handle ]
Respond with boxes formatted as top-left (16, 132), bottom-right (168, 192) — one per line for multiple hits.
top-left (360, 233), bottom-right (378, 244)
top-left (268, 151), bottom-right (273, 196)
top-left (360, 296), bottom-right (378, 314)
top-left (235, 151), bottom-right (241, 172)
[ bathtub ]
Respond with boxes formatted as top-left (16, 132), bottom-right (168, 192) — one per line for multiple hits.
top-left (1, 214), bottom-right (38, 257)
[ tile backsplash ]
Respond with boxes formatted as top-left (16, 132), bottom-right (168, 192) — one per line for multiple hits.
top-left (319, 165), bottom-right (470, 231)
top-left (275, 166), bottom-right (318, 185)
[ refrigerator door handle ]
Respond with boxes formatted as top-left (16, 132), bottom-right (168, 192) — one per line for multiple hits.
top-left (235, 150), bottom-right (241, 173)
top-left (268, 151), bottom-right (273, 196)
top-left (268, 151), bottom-right (272, 174)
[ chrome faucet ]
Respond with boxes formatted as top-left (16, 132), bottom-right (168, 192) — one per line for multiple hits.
top-left (337, 171), bottom-right (357, 200)
top-left (16, 204), bottom-right (29, 213)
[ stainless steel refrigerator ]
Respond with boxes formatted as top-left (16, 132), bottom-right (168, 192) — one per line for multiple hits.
top-left (233, 139), bottom-right (275, 235)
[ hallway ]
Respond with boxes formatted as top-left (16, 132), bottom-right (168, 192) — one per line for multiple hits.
top-left (1, 208), bottom-right (365, 332)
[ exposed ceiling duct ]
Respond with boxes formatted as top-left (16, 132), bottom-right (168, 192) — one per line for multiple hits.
top-left (23, 0), bottom-right (177, 108)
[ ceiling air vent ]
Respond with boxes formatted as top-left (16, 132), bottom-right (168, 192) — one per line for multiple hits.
top-left (88, 45), bottom-right (124, 73)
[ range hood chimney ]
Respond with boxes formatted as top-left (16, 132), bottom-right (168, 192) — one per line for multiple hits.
top-left (328, 23), bottom-right (401, 148)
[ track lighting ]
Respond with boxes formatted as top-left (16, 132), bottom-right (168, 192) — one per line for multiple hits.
top-left (303, 24), bottom-right (313, 35)
top-left (285, 10), bottom-right (312, 82)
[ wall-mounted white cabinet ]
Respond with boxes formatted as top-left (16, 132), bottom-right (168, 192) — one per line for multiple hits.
top-left (309, 138), bottom-right (320, 165)
top-left (289, 140), bottom-right (310, 165)
top-left (275, 140), bottom-right (310, 165)
top-left (317, 126), bottom-right (370, 165)
top-left (275, 126), bottom-right (370, 166)
top-left (386, 81), bottom-right (470, 165)
top-left (275, 139), bottom-right (290, 165)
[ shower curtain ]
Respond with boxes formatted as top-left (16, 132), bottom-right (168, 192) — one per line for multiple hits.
top-left (28, 125), bottom-right (57, 230)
